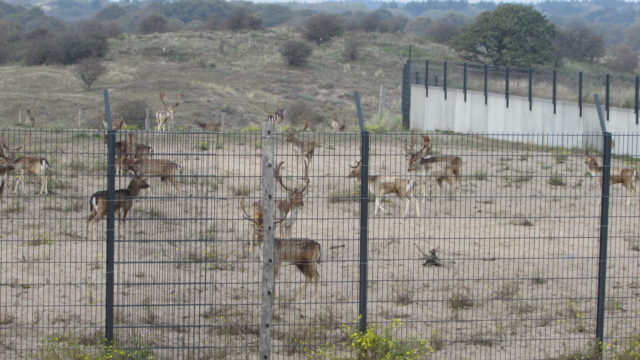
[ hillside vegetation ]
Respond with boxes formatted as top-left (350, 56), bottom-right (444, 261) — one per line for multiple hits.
top-left (0, 28), bottom-right (457, 131)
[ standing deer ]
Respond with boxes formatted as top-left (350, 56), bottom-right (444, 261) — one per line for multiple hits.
top-left (86, 176), bottom-right (149, 240)
top-left (156, 92), bottom-right (182, 131)
top-left (409, 155), bottom-right (463, 199)
top-left (0, 134), bottom-right (50, 195)
top-left (349, 160), bottom-right (419, 217)
top-left (123, 157), bottom-right (181, 195)
top-left (104, 133), bottom-right (153, 175)
top-left (330, 108), bottom-right (346, 132)
top-left (404, 135), bottom-right (433, 201)
top-left (240, 200), bottom-right (321, 298)
top-left (287, 121), bottom-right (315, 166)
top-left (584, 154), bottom-right (637, 206)
top-left (101, 112), bottom-right (125, 130)
top-left (0, 161), bottom-right (14, 196)
top-left (264, 102), bottom-right (285, 124)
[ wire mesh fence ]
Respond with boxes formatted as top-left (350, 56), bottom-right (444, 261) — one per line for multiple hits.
top-left (1, 127), bottom-right (639, 359)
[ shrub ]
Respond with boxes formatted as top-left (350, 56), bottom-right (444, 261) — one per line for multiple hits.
top-left (280, 40), bottom-right (312, 66)
top-left (227, 8), bottom-right (263, 31)
top-left (302, 14), bottom-right (344, 45)
top-left (343, 32), bottom-right (365, 61)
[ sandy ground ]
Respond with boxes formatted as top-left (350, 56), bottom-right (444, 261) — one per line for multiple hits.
top-left (1, 130), bottom-right (639, 359)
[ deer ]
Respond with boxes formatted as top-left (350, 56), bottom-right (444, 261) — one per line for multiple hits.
top-left (330, 108), bottom-right (346, 131)
top-left (26, 109), bottom-right (36, 127)
top-left (240, 200), bottom-right (321, 298)
top-left (104, 133), bottom-right (153, 175)
top-left (101, 112), bottom-right (125, 131)
top-left (194, 114), bottom-right (223, 132)
top-left (404, 135), bottom-right (433, 202)
top-left (584, 153), bottom-right (638, 206)
top-left (349, 160), bottom-right (420, 217)
top-left (287, 121), bottom-right (316, 166)
top-left (86, 176), bottom-right (150, 240)
top-left (156, 92), bottom-right (182, 131)
top-left (0, 134), bottom-right (50, 195)
top-left (0, 161), bottom-right (14, 196)
top-left (264, 102), bottom-right (285, 124)
top-left (123, 157), bottom-right (181, 195)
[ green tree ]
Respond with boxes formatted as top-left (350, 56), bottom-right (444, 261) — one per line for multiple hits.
top-left (449, 4), bottom-right (556, 67)
top-left (302, 14), bottom-right (344, 45)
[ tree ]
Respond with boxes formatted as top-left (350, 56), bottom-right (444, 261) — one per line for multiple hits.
top-left (623, 23), bottom-right (640, 50)
top-left (75, 57), bottom-right (107, 90)
top-left (280, 40), bottom-right (312, 66)
top-left (553, 26), bottom-right (604, 63)
top-left (449, 4), bottom-right (556, 67)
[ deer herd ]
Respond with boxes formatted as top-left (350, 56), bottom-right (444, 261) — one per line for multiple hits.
top-left (2, 100), bottom-right (639, 299)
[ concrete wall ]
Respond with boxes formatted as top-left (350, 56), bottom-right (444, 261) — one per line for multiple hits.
top-left (410, 85), bottom-right (640, 155)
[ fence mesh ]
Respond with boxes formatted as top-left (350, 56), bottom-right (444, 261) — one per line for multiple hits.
top-left (1, 128), bottom-right (638, 359)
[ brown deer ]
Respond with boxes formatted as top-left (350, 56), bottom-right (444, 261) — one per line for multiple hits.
top-left (287, 121), bottom-right (315, 166)
top-left (194, 114), bottom-right (223, 132)
top-left (0, 161), bottom-right (14, 196)
top-left (104, 133), bottom-right (153, 175)
top-left (330, 108), bottom-right (346, 131)
top-left (349, 160), bottom-right (419, 217)
top-left (0, 134), bottom-right (50, 195)
top-left (264, 102), bottom-right (285, 124)
top-left (584, 154), bottom-right (637, 206)
top-left (240, 200), bottom-right (321, 298)
top-left (123, 157), bottom-right (181, 195)
top-left (156, 92), bottom-right (182, 131)
top-left (404, 135), bottom-right (433, 201)
top-left (86, 176), bottom-right (150, 240)
top-left (101, 112), bottom-right (125, 130)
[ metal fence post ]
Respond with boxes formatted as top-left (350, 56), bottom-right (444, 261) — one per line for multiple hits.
top-left (425, 60), bottom-right (429, 97)
top-left (402, 59), bottom-right (411, 130)
top-left (484, 64), bottom-right (488, 105)
top-left (605, 74), bottom-right (610, 121)
top-left (528, 68), bottom-right (533, 111)
top-left (553, 70), bottom-right (557, 114)
top-left (103, 89), bottom-right (116, 344)
top-left (463, 63), bottom-right (467, 102)
top-left (354, 91), bottom-right (369, 333)
top-left (444, 61), bottom-right (448, 100)
top-left (259, 121), bottom-right (276, 360)
top-left (635, 76), bottom-right (639, 125)
top-left (594, 94), bottom-right (611, 356)
top-left (506, 67), bottom-right (510, 108)
top-left (579, 72), bottom-right (583, 117)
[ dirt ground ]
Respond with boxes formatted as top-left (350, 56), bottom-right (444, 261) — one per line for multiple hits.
top-left (1, 129), bottom-right (639, 359)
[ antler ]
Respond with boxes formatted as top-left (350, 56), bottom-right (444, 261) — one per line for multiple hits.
top-left (0, 134), bottom-right (30, 161)
top-left (240, 199), bottom-right (261, 225)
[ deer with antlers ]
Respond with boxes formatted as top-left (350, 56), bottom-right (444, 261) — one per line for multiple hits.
top-left (404, 136), bottom-right (462, 200)
top-left (584, 153), bottom-right (638, 206)
top-left (86, 176), bottom-right (150, 240)
top-left (0, 134), bottom-right (50, 195)
top-left (240, 199), bottom-right (321, 298)
top-left (156, 92), bottom-right (182, 131)
top-left (264, 102), bottom-right (285, 124)
top-left (349, 160), bottom-right (420, 217)
top-left (101, 112), bottom-right (125, 131)
top-left (287, 121), bottom-right (316, 166)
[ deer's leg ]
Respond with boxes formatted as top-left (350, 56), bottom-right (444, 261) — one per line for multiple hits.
top-left (13, 170), bottom-right (23, 193)
top-left (39, 174), bottom-right (47, 195)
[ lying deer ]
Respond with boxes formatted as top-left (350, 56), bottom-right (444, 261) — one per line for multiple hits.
top-left (584, 154), bottom-right (638, 206)
top-left (86, 176), bottom-right (149, 240)
top-left (123, 157), bottom-right (181, 195)
top-left (287, 121), bottom-right (315, 166)
top-left (194, 115), bottom-right (223, 132)
top-left (240, 200), bottom-right (321, 298)
top-left (349, 160), bottom-right (419, 217)
top-left (0, 134), bottom-right (50, 195)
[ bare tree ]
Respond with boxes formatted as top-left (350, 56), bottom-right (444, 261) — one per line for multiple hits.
top-left (74, 57), bottom-right (107, 91)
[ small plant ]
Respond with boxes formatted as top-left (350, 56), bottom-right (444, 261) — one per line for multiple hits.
top-left (27, 231), bottom-right (54, 246)
top-left (197, 141), bottom-right (209, 151)
top-left (494, 281), bottom-right (520, 300)
top-left (241, 124), bottom-right (261, 133)
top-left (306, 318), bottom-right (434, 360)
top-left (35, 335), bottom-right (155, 360)
top-left (231, 185), bottom-right (251, 196)
top-left (473, 171), bottom-right (488, 180)
top-left (447, 291), bottom-right (474, 311)
top-left (328, 186), bottom-right (360, 203)
top-left (392, 283), bottom-right (415, 305)
top-left (553, 150), bottom-right (570, 164)
top-left (548, 175), bottom-right (566, 186)
top-left (2, 200), bottom-right (23, 214)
